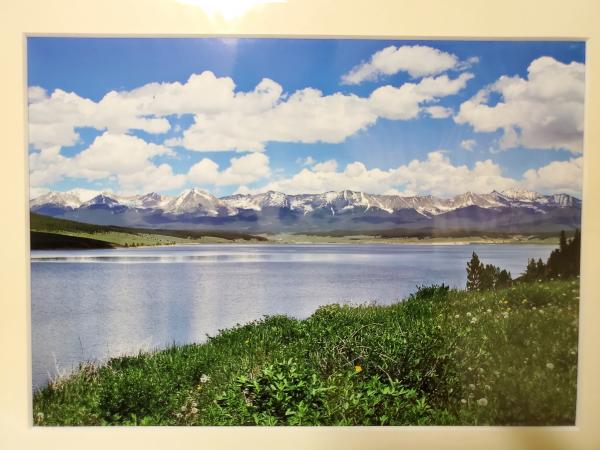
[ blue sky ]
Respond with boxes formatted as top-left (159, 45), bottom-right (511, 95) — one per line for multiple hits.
top-left (27, 38), bottom-right (585, 198)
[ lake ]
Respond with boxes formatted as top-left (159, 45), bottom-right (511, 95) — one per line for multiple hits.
top-left (30, 243), bottom-right (555, 390)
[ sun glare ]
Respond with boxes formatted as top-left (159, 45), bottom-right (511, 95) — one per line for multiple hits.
top-left (176, 0), bottom-right (286, 21)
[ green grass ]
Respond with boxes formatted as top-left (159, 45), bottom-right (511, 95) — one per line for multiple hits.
top-left (30, 213), bottom-right (268, 248)
top-left (33, 279), bottom-right (579, 426)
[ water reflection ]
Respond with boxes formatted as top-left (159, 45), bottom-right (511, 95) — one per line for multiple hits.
top-left (31, 244), bottom-right (555, 390)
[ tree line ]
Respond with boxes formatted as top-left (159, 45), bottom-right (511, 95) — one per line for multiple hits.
top-left (466, 229), bottom-right (580, 291)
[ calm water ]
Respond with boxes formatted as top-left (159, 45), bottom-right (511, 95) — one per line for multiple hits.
top-left (31, 243), bottom-right (555, 390)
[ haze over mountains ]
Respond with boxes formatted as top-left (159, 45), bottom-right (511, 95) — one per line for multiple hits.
top-left (30, 188), bottom-right (582, 233)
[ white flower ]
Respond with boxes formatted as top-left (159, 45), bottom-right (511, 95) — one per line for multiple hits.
top-left (546, 362), bottom-right (555, 370)
top-left (486, 309), bottom-right (492, 313)
top-left (200, 374), bottom-right (211, 383)
top-left (477, 398), bottom-right (488, 407)
top-left (460, 399), bottom-right (467, 404)
top-left (469, 384), bottom-right (476, 390)
top-left (455, 314), bottom-right (460, 319)
top-left (470, 317), bottom-right (478, 324)
top-left (466, 312), bottom-right (472, 317)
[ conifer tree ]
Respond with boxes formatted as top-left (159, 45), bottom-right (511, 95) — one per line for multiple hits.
top-left (466, 252), bottom-right (483, 291)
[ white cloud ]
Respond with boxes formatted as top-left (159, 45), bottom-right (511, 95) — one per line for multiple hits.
top-left (522, 157), bottom-right (583, 196)
top-left (30, 69), bottom-right (472, 153)
top-left (188, 152), bottom-right (271, 186)
top-left (29, 186), bottom-right (50, 199)
top-left (455, 56), bottom-right (585, 152)
top-left (460, 139), bottom-right (476, 151)
top-left (252, 151), bottom-right (517, 197)
top-left (28, 89), bottom-right (171, 149)
top-left (369, 73), bottom-right (473, 120)
top-left (341, 45), bottom-right (460, 84)
top-left (246, 151), bottom-right (582, 198)
top-left (28, 86), bottom-right (48, 103)
top-left (172, 87), bottom-right (376, 152)
top-left (29, 132), bottom-right (185, 194)
top-left (313, 159), bottom-right (338, 172)
top-left (118, 164), bottom-right (186, 194)
top-left (425, 105), bottom-right (453, 119)
top-left (297, 156), bottom-right (316, 166)
top-left (75, 133), bottom-right (173, 176)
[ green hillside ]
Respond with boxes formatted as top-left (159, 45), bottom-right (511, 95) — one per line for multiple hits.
top-left (30, 213), bottom-right (268, 249)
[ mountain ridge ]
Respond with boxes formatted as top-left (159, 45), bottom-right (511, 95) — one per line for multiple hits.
top-left (30, 188), bottom-right (582, 233)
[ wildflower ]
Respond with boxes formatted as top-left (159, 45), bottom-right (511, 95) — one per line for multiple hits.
top-left (466, 312), bottom-right (472, 317)
top-left (460, 399), bottom-right (467, 404)
top-left (470, 317), bottom-right (478, 324)
top-left (486, 309), bottom-right (492, 313)
top-left (493, 370), bottom-right (500, 377)
top-left (469, 384), bottom-right (476, 390)
top-left (478, 368), bottom-right (484, 373)
top-left (190, 407), bottom-right (199, 415)
top-left (484, 384), bottom-right (491, 390)
top-left (455, 314), bottom-right (460, 319)
top-left (546, 362), bottom-right (555, 370)
top-left (354, 364), bottom-right (363, 373)
top-left (199, 374), bottom-right (211, 384)
top-left (532, 306), bottom-right (537, 310)
top-left (521, 299), bottom-right (528, 304)
top-left (477, 398), bottom-right (488, 407)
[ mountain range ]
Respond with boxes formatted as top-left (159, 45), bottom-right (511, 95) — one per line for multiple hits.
top-left (30, 188), bottom-right (582, 233)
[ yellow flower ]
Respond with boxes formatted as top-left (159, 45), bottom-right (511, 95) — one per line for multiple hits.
top-left (354, 364), bottom-right (363, 373)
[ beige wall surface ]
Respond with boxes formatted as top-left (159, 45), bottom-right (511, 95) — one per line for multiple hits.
top-left (1, 1), bottom-right (599, 449)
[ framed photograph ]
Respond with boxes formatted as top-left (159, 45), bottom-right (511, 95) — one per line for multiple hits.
top-left (2, 0), bottom-right (600, 449)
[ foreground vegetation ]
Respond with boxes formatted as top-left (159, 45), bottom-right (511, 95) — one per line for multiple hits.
top-left (33, 279), bottom-right (578, 426)
top-left (30, 213), bottom-right (268, 249)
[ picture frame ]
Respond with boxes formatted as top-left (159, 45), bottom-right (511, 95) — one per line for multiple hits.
top-left (1, 0), bottom-right (599, 449)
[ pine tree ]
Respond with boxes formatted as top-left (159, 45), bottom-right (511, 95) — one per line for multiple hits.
top-left (466, 252), bottom-right (483, 291)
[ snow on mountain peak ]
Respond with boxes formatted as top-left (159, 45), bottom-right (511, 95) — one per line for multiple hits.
top-left (501, 188), bottom-right (541, 202)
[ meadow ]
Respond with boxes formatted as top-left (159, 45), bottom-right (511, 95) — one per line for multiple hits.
top-left (30, 213), bottom-right (268, 248)
top-left (33, 279), bottom-right (578, 426)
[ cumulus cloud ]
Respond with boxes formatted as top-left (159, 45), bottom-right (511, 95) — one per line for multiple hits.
top-left (522, 157), bottom-right (583, 196)
top-left (369, 73), bottom-right (472, 120)
top-left (460, 139), bottom-right (476, 151)
top-left (29, 132), bottom-right (186, 193)
top-left (425, 106), bottom-right (453, 119)
top-left (173, 72), bottom-right (472, 152)
top-left (341, 45), bottom-right (460, 84)
top-left (313, 159), bottom-right (338, 172)
top-left (251, 151), bottom-right (516, 196)
top-left (455, 56), bottom-right (585, 152)
top-left (245, 151), bottom-right (582, 198)
top-left (30, 68), bottom-right (472, 153)
top-left (188, 153), bottom-right (271, 186)
top-left (28, 89), bottom-right (170, 149)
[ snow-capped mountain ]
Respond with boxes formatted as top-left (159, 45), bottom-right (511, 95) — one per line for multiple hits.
top-left (30, 187), bottom-right (582, 233)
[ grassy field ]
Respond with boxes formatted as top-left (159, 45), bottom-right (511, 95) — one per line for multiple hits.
top-left (30, 213), bottom-right (268, 248)
top-left (33, 279), bottom-right (578, 426)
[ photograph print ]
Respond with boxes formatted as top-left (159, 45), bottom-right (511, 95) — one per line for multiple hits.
top-left (29, 38), bottom-right (583, 426)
